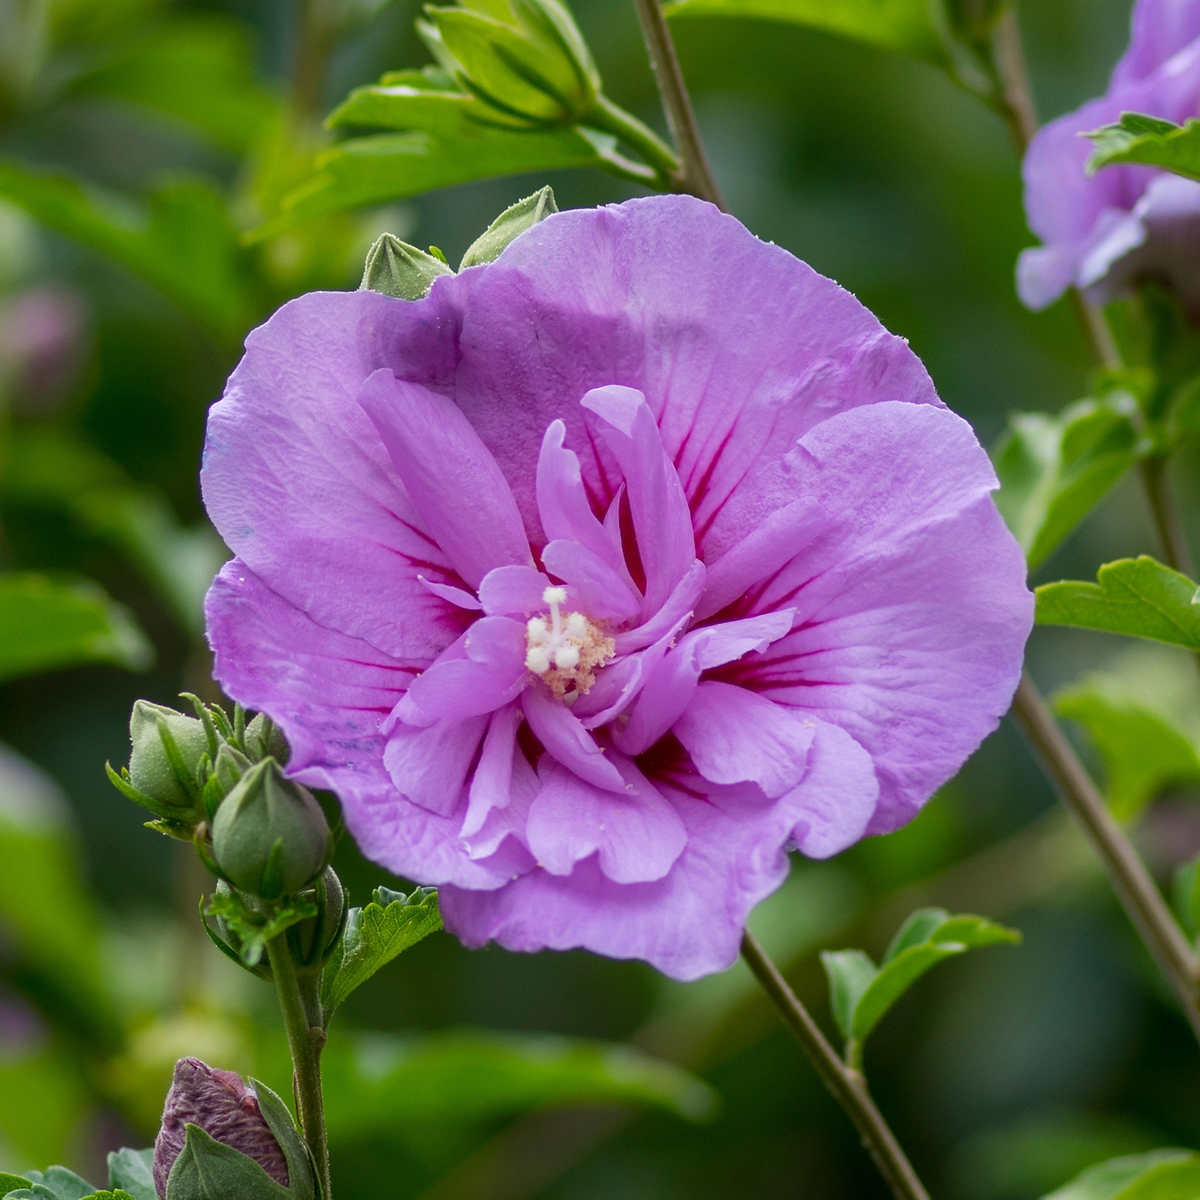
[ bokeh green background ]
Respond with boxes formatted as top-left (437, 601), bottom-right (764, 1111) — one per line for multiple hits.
top-left (3, 1), bottom-right (1198, 1196)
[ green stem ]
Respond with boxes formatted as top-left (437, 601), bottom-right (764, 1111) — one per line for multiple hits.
top-left (267, 936), bottom-right (333, 1199)
top-left (631, 0), bottom-right (725, 207)
top-left (590, 93), bottom-right (681, 184)
top-left (740, 933), bottom-right (931, 1200)
top-left (1010, 674), bottom-right (1200, 1045)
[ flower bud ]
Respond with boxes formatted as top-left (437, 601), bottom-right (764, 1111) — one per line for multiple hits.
top-left (419, 0), bottom-right (600, 128)
top-left (287, 866), bottom-right (346, 969)
top-left (460, 186), bottom-right (557, 269)
top-left (128, 700), bottom-right (210, 813)
top-left (360, 233), bottom-right (453, 300)
top-left (244, 713), bottom-right (291, 765)
top-left (153, 1057), bottom-right (316, 1200)
top-left (210, 759), bottom-right (330, 899)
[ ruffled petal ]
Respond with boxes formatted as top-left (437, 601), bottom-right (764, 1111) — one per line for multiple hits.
top-left (1113, 0), bottom-right (1200, 85)
top-left (358, 368), bottom-right (531, 588)
top-left (478, 565), bottom-right (552, 617)
top-left (207, 561), bottom-right (508, 889)
top-left (440, 196), bottom-right (939, 565)
top-left (440, 776), bottom-right (806, 981)
top-left (383, 716), bottom-right (488, 817)
top-left (526, 756), bottom-right (685, 884)
top-left (392, 617), bottom-right (527, 726)
top-left (201, 290), bottom-right (468, 662)
top-left (521, 685), bottom-right (626, 792)
top-left (674, 681), bottom-right (815, 799)
top-left (785, 722), bottom-right (879, 859)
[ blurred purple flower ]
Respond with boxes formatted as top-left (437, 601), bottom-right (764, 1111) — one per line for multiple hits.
top-left (1019, 0), bottom-right (1200, 311)
top-left (153, 1057), bottom-right (289, 1198)
top-left (0, 286), bottom-right (85, 410)
top-left (203, 196), bottom-right (1031, 980)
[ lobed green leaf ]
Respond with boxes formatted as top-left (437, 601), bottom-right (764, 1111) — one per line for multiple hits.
top-left (1086, 112), bottom-right (1200, 183)
top-left (1035, 557), bottom-right (1200, 649)
top-left (320, 885), bottom-right (443, 1021)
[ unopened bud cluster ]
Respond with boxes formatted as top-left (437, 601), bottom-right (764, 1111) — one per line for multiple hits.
top-left (108, 696), bottom-right (332, 903)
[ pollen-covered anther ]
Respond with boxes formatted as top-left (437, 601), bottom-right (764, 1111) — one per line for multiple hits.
top-left (525, 585), bottom-right (614, 701)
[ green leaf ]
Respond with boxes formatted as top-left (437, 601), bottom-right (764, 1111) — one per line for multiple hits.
top-left (12, 1166), bottom-right (102, 1199)
top-left (821, 909), bottom-right (1020, 1065)
top-left (0, 1177), bottom-right (33, 1194)
top-left (1053, 677), bottom-right (1200, 821)
top-left (269, 70), bottom-right (633, 231)
top-left (320, 885), bottom-right (442, 1021)
top-left (1035, 557), bottom-right (1200, 649)
top-left (1043, 1150), bottom-right (1200, 1200)
top-left (460, 184), bottom-right (557, 267)
top-left (1085, 112), bottom-right (1200, 183)
top-left (359, 232), bottom-right (453, 299)
top-left (665, 0), bottom-right (947, 65)
top-left (819, 949), bottom-right (876, 1041)
top-left (164, 1126), bottom-right (292, 1200)
top-left (993, 395), bottom-right (1144, 569)
top-left (105, 1150), bottom-right (155, 1200)
top-left (63, 16), bottom-right (280, 153)
top-left (0, 161), bottom-right (252, 340)
top-left (318, 1029), bottom-right (717, 1162)
top-left (0, 573), bottom-right (151, 682)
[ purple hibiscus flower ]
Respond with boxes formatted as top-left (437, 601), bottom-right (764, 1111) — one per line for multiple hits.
top-left (203, 195), bottom-right (1031, 981)
top-left (1018, 0), bottom-right (1200, 311)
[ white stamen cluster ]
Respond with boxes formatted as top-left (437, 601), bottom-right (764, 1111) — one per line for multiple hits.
top-left (525, 585), bottom-right (614, 701)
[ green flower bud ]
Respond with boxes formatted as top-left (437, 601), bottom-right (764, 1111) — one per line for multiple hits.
top-left (210, 760), bottom-right (330, 899)
top-left (287, 867), bottom-right (347, 970)
top-left (127, 700), bottom-right (210, 814)
top-left (360, 233), bottom-right (453, 300)
top-left (460, 186), bottom-right (557, 269)
top-left (419, 0), bottom-right (600, 128)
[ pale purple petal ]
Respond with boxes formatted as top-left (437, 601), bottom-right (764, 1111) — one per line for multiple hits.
top-left (1114, 0), bottom-right (1200, 85)
top-left (614, 610), bottom-right (795, 755)
top-left (785, 722), bottom-right (879, 858)
top-left (393, 617), bottom-right (526, 726)
top-left (1019, 30), bottom-right (1200, 309)
top-left (540, 539), bottom-right (642, 624)
top-left (479, 564), bottom-right (552, 617)
top-left (444, 196), bottom-right (940, 564)
top-left (521, 685), bottom-right (626, 792)
top-left (383, 716), bottom-right (488, 817)
top-left (441, 776), bottom-right (806, 981)
top-left (358, 368), bottom-right (531, 587)
top-left (202, 291), bottom-right (466, 661)
top-left (462, 704), bottom-right (524, 838)
top-left (419, 575), bottom-right (482, 610)
top-left (580, 385), bottom-right (695, 614)
top-left (675, 681), bottom-right (815, 799)
top-left (526, 757), bottom-right (685, 883)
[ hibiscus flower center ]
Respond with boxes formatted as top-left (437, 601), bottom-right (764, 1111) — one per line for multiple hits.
top-left (524, 585), bottom-right (614, 702)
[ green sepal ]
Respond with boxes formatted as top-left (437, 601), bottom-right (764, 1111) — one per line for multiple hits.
top-left (105, 1148), bottom-right (156, 1200)
top-left (359, 232), bottom-right (453, 299)
top-left (460, 185), bottom-right (557, 268)
top-left (1035, 556), bottom-right (1200, 650)
top-left (0, 1175), bottom-right (33, 1194)
top-left (204, 886), bottom-right (317, 970)
top-left (249, 1080), bottom-right (318, 1200)
top-left (320, 885), bottom-right (442, 1023)
top-left (104, 761), bottom-right (194, 824)
top-left (164, 1125), bottom-right (291, 1200)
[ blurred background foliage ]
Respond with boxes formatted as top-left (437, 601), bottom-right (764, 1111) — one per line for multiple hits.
top-left (2, 0), bottom-right (1200, 1196)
